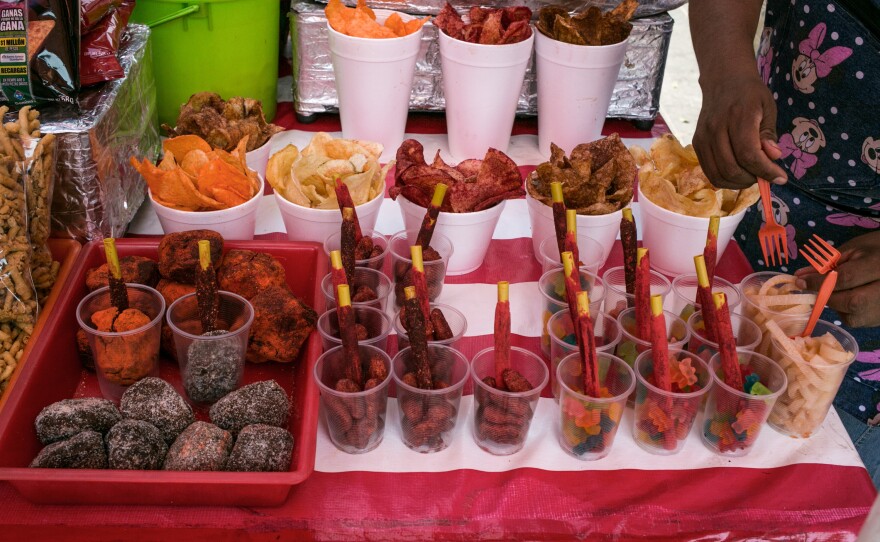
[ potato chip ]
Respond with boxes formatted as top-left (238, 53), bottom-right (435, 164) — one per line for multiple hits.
top-left (434, 2), bottom-right (532, 45)
top-left (180, 149), bottom-right (209, 177)
top-left (325, 0), bottom-right (429, 38)
top-left (162, 135), bottom-right (212, 160)
top-left (384, 13), bottom-right (406, 36)
top-left (130, 157), bottom-right (224, 212)
top-left (539, 1), bottom-right (636, 46)
top-left (197, 158), bottom-right (253, 208)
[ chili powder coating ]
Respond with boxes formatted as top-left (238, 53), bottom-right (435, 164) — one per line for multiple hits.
top-left (106, 419), bottom-right (168, 470)
top-left (34, 397), bottom-right (121, 444)
top-left (120, 377), bottom-right (195, 444)
top-left (29, 431), bottom-right (108, 469)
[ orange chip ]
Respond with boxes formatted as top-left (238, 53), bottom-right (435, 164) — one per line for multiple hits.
top-left (162, 135), bottom-right (212, 161)
top-left (130, 157), bottom-right (223, 211)
top-left (404, 17), bottom-right (429, 35)
top-left (197, 158), bottom-right (254, 208)
top-left (180, 149), bottom-right (209, 177)
top-left (384, 12), bottom-right (406, 37)
top-left (326, 0), bottom-right (351, 33)
top-left (349, 8), bottom-right (396, 38)
top-left (356, 0), bottom-right (376, 20)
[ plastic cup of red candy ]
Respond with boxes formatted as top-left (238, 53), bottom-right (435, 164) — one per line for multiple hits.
top-left (632, 349), bottom-right (712, 455)
top-left (393, 302), bottom-right (467, 351)
top-left (323, 230), bottom-right (388, 273)
top-left (470, 346), bottom-right (549, 455)
top-left (701, 351), bottom-right (787, 457)
top-left (614, 307), bottom-right (690, 370)
top-left (547, 310), bottom-right (621, 401)
top-left (557, 352), bottom-right (635, 461)
top-left (686, 311), bottom-right (762, 364)
top-left (538, 268), bottom-right (604, 358)
top-left (389, 229), bottom-right (453, 307)
top-left (314, 344), bottom-right (393, 454)
top-left (317, 305), bottom-right (393, 352)
top-left (391, 344), bottom-right (469, 453)
top-left (321, 267), bottom-right (392, 312)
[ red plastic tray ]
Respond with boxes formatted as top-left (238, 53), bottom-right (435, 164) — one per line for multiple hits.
top-left (0, 238), bottom-right (326, 507)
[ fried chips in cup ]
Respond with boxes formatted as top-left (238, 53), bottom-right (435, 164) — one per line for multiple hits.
top-left (632, 134), bottom-right (761, 218)
top-left (326, 0), bottom-right (429, 38)
top-left (266, 132), bottom-right (391, 209)
top-left (537, 0), bottom-right (638, 46)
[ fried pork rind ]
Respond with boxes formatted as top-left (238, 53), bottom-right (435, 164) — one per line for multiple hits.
top-left (162, 92), bottom-right (284, 152)
top-left (634, 133), bottom-right (761, 217)
top-left (526, 134), bottom-right (635, 215)
top-left (326, 0), bottom-right (429, 38)
top-left (266, 132), bottom-right (391, 209)
top-left (434, 2), bottom-right (532, 45)
top-left (390, 139), bottom-right (525, 213)
top-left (538, 0), bottom-right (637, 46)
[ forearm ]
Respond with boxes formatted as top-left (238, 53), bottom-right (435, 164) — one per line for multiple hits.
top-left (689, 0), bottom-right (765, 87)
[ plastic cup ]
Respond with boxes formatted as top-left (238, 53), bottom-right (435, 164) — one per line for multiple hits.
top-left (669, 274), bottom-right (742, 321)
top-left (149, 175), bottom-right (264, 241)
top-left (526, 192), bottom-right (622, 265)
top-left (317, 306), bottom-right (393, 353)
top-left (470, 346), bottom-right (549, 455)
top-left (166, 291), bottom-right (254, 404)
top-left (547, 311), bottom-right (621, 400)
top-left (701, 351), bottom-right (787, 457)
top-left (602, 265), bottom-right (672, 321)
top-left (392, 345), bottom-right (469, 453)
top-left (393, 303), bottom-right (467, 351)
top-left (245, 140), bottom-right (272, 179)
top-left (632, 349), bottom-right (712, 455)
top-left (438, 28), bottom-right (534, 160)
top-left (328, 10), bottom-right (424, 161)
top-left (321, 267), bottom-right (392, 313)
top-left (686, 311), bottom-right (762, 364)
top-left (538, 269), bottom-right (605, 358)
top-left (397, 195), bottom-right (503, 275)
top-left (538, 235), bottom-right (603, 276)
top-left (323, 230), bottom-right (388, 273)
top-left (740, 271), bottom-right (814, 357)
top-left (557, 352), bottom-right (635, 460)
top-left (767, 318), bottom-right (858, 438)
top-left (76, 284), bottom-right (165, 402)
top-left (314, 344), bottom-right (393, 454)
top-left (638, 185), bottom-right (746, 277)
top-left (275, 189), bottom-right (384, 244)
top-left (388, 229), bottom-right (453, 307)
top-left (614, 307), bottom-right (690, 369)
top-left (535, 30), bottom-right (627, 157)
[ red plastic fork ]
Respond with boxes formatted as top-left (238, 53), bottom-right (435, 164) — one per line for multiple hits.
top-left (757, 179), bottom-right (789, 266)
top-left (801, 234), bottom-right (841, 274)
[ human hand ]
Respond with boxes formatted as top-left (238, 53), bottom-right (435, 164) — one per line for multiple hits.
top-left (693, 75), bottom-right (789, 189)
top-left (796, 231), bottom-right (880, 328)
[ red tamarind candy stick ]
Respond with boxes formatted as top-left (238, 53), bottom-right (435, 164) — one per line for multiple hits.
top-left (576, 290), bottom-right (599, 398)
top-left (714, 292), bottom-right (744, 391)
top-left (340, 207), bottom-right (358, 285)
top-left (635, 248), bottom-right (652, 343)
top-left (195, 240), bottom-right (220, 333)
top-left (416, 183), bottom-right (448, 248)
top-left (404, 286), bottom-right (433, 390)
top-left (694, 255), bottom-right (719, 343)
top-left (330, 250), bottom-right (349, 295)
top-left (649, 295), bottom-right (672, 392)
top-left (103, 238), bottom-right (129, 312)
top-left (561, 251), bottom-right (582, 339)
top-left (704, 216), bottom-right (719, 285)
top-left (335, 178), bottom-right (362, 241)
top-left (337, 284), bottom-right (362, 389)
top-left (410, 245), bottom-right (433, 337)
top-left (551, 182), bottom-right (567, 258)
top-left (564, 209), bottom-right (581, 267)
top-left (494, 281), bottom-right (511, 388)
top-left (620, 208), bottom-right (637, 305)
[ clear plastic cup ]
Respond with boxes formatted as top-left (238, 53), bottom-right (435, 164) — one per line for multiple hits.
top-left (701, 351), bottom-right (787, 457)
top-left (632, 349), bottom-right (712, 455)
top-left (686, 310), bottom-right (762, 364)
top-left (323, 230), bottom-right (388, 273)
top-left (535, 30), bottom-right (627, 157)
top-left (740, 271), bottom-right (814, 357)
top-left (389, 229), bottom-right (453, 307)
top-left (314, 344), bottom-right (393, 454)
top-left (321, 267), bottom-right (392, 312)
top-left (166, 291), bottom-right (254, 404)
top-left (768, 318), bottom-right (858, 438)
top-left (76, 284), bottom-right (165, 402)
top-left (470, 346), bottom-right (549, 455)
top-left (538, 269), bottom-right (605, 358)
top-left (392, 345), bottom-right (469, 453)
top-left (669, 274), bottom-right (742, 321)
top-left (275, 189), bottom-right (384, 244)
top-left (557, 352), bottom-right (635, 461)
top-left (393, 302), bottom-right (467, 351)
top-left (602, 265), bottom-right (672, 321)
top-left (614, 307), bottom-right (690, 369)
top-left (526, 192), bottom-right (623, 265)
top-left (538, 235), bottom-right (603, 276)
top-left (547, 310), bottom-right (621, 400)
top-left (438, 29), bottom-right (534, 160)
top-left (328, 10), bottom-right (424, 161)
top-left (317, 305), bottom-right (393, 353)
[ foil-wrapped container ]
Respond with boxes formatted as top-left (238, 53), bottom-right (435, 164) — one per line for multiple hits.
top-left (313, 0), bottom-right (686, 18)
top-left (40, 24), bottom-right (159, 242)
top-left (291, 2), bottom-right (673, 123)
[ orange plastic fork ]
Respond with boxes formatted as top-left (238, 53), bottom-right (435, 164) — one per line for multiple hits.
top-left (801, 234), bottom-right (841, 274)
top-left (757, 178), bottom-right (789, 266)
top-left (802, 270), bottom-right (837, 337)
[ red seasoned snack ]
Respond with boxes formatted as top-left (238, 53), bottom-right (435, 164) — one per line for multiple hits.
top-left (351, 284), bottom-right (379, 304)
top-left (195, 240), bottom-right (220, 333)
top-left (217, 249), bottom-right (287, 301)
top-left (158, 230), bottom-right (224, 283)
top-left (156, 279), bottom-right (197, 361)
top-left (90, 306), bottom-right (156, 386)
top-left (85, 255), bottom-right (160, 291)
top-left (435, 2), bottom-right (532, 45)
top-left (163, 421), bottom-right (233, 471)
top-left (247, 286), bottom-right (317, 364)
top-left (391, 139), bottom-right (524, 213)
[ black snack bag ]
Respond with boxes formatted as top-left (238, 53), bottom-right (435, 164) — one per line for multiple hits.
top-left (0, 0), bottom-right (79, 107)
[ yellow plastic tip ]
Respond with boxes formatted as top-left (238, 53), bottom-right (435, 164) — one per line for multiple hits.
top-left (410, 245), bottom-right (424, 272)
top-left (622, 208), bottom-right (634, 222)
top-left (561, 251), bottom-right (575, 276)
top-left (497, 281), bottom-right (509, 303)
top-left (576, 290), bottom-right (590, 317)
top-left (713, 292), bottom-right (727, 310)
top-left (650, 295), bottom-right (664, 317)
top-left (337, 284), bottom-right (352, 307)
top-left (102, 238), bottom-right (121, 279)
top-left (694, 255), bottom-right (710, 287)
top-left (198, 240), bottom-right (212, 270)
top-left (342, 207), bottom-right (354, 220)
top-left (550, 182), bottom-right (564, 203)
top-left (708, 216), bottom-right (720, 239)
top-left (565, 209), bottom-right (577, 234)
top-left (431, 183), bottom-right (448, 207)
top-left (404, 286), bottom-right (417, 300)
top-left (637, 247), bottom-right (648, 265)
top-left (330, 250), bottom-right (343, 270)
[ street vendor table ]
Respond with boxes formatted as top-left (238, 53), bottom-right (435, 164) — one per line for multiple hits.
top-left (0, 107), bottom-right (875, 541)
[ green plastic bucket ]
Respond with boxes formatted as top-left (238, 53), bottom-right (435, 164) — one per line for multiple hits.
top-left (130, 0), bottom-right (279, 126)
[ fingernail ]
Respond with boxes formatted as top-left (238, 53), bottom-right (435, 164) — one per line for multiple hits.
top-left (795, 279), bottom-right (807, 290)
top-left (772, 176), bottom-right (787, 185)
top-left (764, 140), bottom-right (780, 151)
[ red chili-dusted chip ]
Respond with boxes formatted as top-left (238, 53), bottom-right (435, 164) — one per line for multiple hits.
top-left (434, 2), bottom-right (532, 45)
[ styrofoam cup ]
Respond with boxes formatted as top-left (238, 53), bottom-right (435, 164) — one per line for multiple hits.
top-left (328, 10), bottom-right (424, 161)
top-left (439, 29), bottom-right (534, 160)
top-left (275, 189), bottom-right (384, 244)
top-left (535, 31), bottom-right (627, 157)
top-left (151, 175), bottom-right (264, 240)
top-left (638, 185), bottom-right (746, 277)
top-left (398, 195), bottom-right (504, 275)
top-left (245, 140), bottom-right (272, 179)
top-left (538, 235), bottom-right (603, 276)
top-left (526, 192), bottom-right (623, 265)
